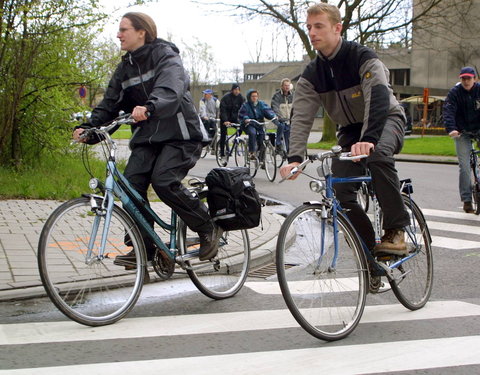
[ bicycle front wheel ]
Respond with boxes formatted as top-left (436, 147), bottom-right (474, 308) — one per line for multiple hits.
top-left (264, 142), bottom-right (277, 182)
top-left (38, 197), bottom-right (145, 326)
top-left (177, 192), bottom-right (251, 299)
top-left (234, 139), bottom-right (247, 167)
top-left (390, 195), bottom-right (433, 310)
top-left (276, 204), bottom-right (368, 341)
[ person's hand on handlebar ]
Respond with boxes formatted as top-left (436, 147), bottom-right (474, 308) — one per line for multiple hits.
top-left (72, 128), bottom-right (86, 143)
top-left (280, 162), bottom-right (301, 180)
top-left (132, 106), bottom-right (149, 122)
top-left (350, 142), bottom-right (374, 162)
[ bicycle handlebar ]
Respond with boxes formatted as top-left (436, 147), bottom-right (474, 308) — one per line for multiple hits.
top-left (247, 118), bottom-right (277, 126)
top-left (279, 145), bottom-right (368, 183)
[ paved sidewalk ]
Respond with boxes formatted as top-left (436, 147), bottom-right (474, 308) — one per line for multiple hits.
top-left (0, 199), bottom-right (284, 302)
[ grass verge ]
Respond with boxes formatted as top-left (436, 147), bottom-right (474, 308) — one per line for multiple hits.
top-left (307, 135), bottom-right (456, 156)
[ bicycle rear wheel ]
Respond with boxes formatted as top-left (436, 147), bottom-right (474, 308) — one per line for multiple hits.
top-left (389, 195), bottom-right (433, 310)
top-left (264, 142), bottom-right (277, 182)
top-left (38, 197), bottom-right (145, 326)
top-left (276, 204), bottom-right (368, 341)
top-left (178, 192), bottom-right (251, 299)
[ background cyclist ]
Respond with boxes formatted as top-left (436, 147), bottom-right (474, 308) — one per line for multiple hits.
top-left (238, 89), bottom-right (278, 159)
top-left (271, 78), bottom-right (293, 154)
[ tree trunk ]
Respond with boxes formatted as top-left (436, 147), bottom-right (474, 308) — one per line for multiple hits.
top-left (321, 113), bottom-right (337, 142)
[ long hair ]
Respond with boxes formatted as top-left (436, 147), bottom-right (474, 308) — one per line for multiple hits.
top-left (122, 12), bottom-right (157, 44)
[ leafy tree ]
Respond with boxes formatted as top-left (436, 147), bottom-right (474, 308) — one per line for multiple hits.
top-left (0, 0), bottom-right (113, 168)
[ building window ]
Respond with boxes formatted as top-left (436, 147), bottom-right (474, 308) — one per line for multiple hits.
top-left (244, 73), bottom-right (264, 81)
top-left (390, 69), bottom-right (410, 86)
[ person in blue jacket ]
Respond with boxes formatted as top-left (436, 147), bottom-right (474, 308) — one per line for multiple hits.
top-left (444, 66), bottom-right (480, 213)
top-left (238, 89), bottom-right (278, 159)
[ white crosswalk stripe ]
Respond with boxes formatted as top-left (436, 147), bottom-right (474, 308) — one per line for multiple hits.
top-left (423, 208), bottom-right (480, 250)
top-left (1, 299), bottom-right (480, 374)
top-left (1, 300), bottom-right (479, 346)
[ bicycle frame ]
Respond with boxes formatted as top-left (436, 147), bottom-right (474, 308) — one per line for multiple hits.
top-left (292, 150), bottom-right (426, 280)
top-left (83, 121), bottom-right (187, 263)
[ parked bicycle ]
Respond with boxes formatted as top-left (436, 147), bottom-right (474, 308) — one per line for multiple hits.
top-left (246, 119), bottom-right (277, 181)
top-left (214, 123), bottom-right (248, 168)
top-left (276, 146), bottom-right (433, 341)
top-left (464, 131), bottom-right (480, 214)
top-left (37, 113), bottom-right (251, 327)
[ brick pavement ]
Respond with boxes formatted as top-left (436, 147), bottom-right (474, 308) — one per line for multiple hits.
top-left (0, 199), bottom-right (284, 301)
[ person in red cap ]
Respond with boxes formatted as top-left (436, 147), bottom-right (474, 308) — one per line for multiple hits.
top-left (444, 66), bottom-right (480, 213)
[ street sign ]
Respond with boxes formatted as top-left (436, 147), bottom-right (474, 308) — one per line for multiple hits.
top-left (79, 85), bottom-right (87, 99)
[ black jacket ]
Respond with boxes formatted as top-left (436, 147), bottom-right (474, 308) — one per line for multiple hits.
top-left (88, 38), bottom-right (208, 146)
top-left (219, 92), bottom-right (245, 125)
top-left (444, 82), bottom-right (480, 133)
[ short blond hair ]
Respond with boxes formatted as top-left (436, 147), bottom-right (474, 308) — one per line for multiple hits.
top-left (307, 3), bottom-right (341, 25)
top-left (281, 78), bottom-right (291, 86)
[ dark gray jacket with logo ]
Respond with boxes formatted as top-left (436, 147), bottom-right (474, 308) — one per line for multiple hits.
top-left (87, 38), bottom-right (208, 146)
top-left (288, 39), bottom-right (405, 163)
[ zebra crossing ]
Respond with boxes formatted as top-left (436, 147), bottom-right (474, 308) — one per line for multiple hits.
top-left (1, 208), bottom-right (480, 374)
top-left (423, 207), bottom-right (480, 250)
top-left (1, 298), bottom-right (480, 374)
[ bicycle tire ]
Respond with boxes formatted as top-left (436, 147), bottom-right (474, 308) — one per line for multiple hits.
top-left (38, 197), bottom-right (145, 326)
top-left (247, 154), bottom-right (259, 177)
top-left (389, 195), bottom-right (433, 310)
top-left (264, 142), bottom-right (277, 182)
top-left (215, 139), bottom-right (228, 167)
top-left (276, 204), bottom-right (368, 341)
top-left (475, 191), bottom-right (480, 215)
top-left (178, 192), bottom-right (251, 299)
top-left (200, 145), bottom-right (209, 158)
top-left (234, 139), bottom-right (247, 167)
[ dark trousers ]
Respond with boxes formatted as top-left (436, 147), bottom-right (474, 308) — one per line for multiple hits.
top-left (124, 141), bottom-right (213, 253)
top-left (219, 124), bottom-right (228, 157)
top-left (202, 119), bottom-right (217, 138)
top-left (332, 116), bottom-right (410, 250)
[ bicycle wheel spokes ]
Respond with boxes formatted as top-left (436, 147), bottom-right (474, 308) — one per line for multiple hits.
top-left (179, 223), bottom-right (250, 299)
top-left (390, 196), bottom-right (433, 310)
top-left (38, 197), bottom-right (145, 326)
top-left (276, 205), bottom-right (367, 341)
top-left (264, 143), bottom-right (277, 182)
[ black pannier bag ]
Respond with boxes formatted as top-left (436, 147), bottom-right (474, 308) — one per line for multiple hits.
top-left (205, 167), bottom-right (262, 231)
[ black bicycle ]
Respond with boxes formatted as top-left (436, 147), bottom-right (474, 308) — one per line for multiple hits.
top-left (215, 123), bottom-right (248, 167)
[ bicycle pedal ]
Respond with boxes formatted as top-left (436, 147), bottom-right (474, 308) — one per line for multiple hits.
top-left (376, 254), bottom-right (394, 262)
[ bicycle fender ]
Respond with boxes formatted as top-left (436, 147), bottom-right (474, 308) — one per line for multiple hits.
top-left (303, 200), bottom-right (323, 205)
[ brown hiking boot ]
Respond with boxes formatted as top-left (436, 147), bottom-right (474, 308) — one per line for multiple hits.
top-left (463, 201), bottom-right (474, 213)
top-left (373, 229), bottom-right (409, 257)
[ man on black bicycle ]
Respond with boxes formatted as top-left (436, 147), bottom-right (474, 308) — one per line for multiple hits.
top-left (444, 67), bottom-right (480, 213)
top-left (199, 88), bottom-right (219, 140)
top-left (219, 84), bottom-right (244, 161)
top-left (280, 3), bottom-right (410, 257)
top-left (73, 12), bottom-right (222, 263)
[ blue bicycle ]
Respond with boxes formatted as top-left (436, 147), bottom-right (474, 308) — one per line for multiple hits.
top-left (37, 114), bottom-right (251, 326)
top-left (276, 146), bottom-right (433, 341)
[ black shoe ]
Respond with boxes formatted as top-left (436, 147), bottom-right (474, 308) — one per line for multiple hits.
top-left (113, 248), bottom-right (154, 269)
top-left (275, 145), bottom-right (283, 154)
top-left (463, 201), bottom-right (474, 213)
top-left (198, 226), bottom-right (224, 261)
